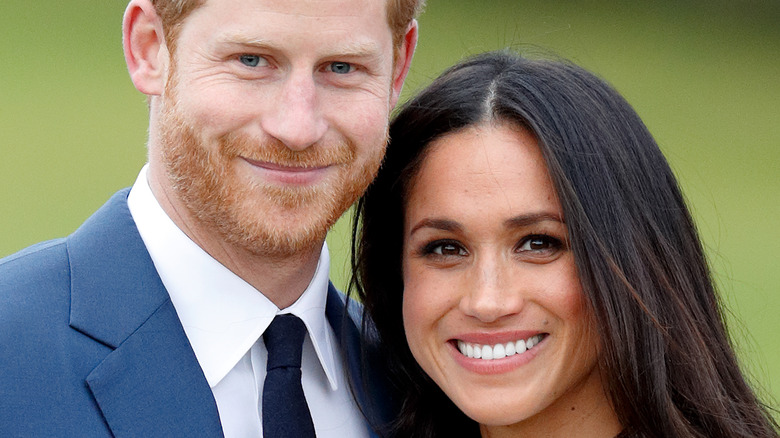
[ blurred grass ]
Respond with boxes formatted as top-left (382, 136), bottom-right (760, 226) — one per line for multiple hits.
top-left (2, 0), bottom-right (778, 410)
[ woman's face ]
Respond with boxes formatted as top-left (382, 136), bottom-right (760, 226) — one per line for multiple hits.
top-left (402, 123), bottom-right (613, 435)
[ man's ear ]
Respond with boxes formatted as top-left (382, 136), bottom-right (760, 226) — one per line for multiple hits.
top-left (389, 19), bottom-right (419, 109)
top-left (123, 0), bottom-right (168, 96)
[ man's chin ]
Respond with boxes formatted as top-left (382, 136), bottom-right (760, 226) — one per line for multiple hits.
top-left (227, 224), bottom-right (329, 260)
top-left (217, 201), bottom-right (338, 259)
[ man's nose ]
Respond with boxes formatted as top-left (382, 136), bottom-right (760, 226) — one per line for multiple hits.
top-left (260, 72), bottom-right (328, 151)
top-left (458, 258), bottom-right (524, 323)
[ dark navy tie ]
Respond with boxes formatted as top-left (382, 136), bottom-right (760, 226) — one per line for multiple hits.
top-left (262, 314), bottom-right (316, 437)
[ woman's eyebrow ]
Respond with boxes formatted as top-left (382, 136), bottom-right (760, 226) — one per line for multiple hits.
top-left (409, 213), bottom-right (564, 236)
top-left (408, 218), bottom-right (463, 236)
top-left (504, 212), bottom-right (565, 228)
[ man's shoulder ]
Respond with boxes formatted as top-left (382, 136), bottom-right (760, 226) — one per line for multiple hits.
top-left (0, 238), bottom-right (117, 437)
top-left (0, 238), bottom-right (70, 306)
top-left (327, 284), bottom-right (386, 344)
top-left (0, 238), bottom-right (83, 373)
top-left (0, 188), bottom-right (135, 322)
top-left (0, 188), bottom-right (131, 289)
top-left (327, 284), bottom-right (364, 320)
top-left (1, 237), bottom-right (67, 267)
top-left (0, 237), bottom-right (91, 388)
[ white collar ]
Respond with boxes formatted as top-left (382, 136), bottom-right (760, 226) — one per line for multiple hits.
top-left (127, 165), bottom-right (339, 390)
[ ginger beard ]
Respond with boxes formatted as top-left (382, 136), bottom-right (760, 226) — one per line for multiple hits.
top-left (156, 78), bottom-right (386, 259)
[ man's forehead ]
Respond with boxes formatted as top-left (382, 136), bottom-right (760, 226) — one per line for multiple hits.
top-left (197, 0), bottom-right (388, 18)
top-left (180, 0), bottom-right (392, 37)
top-left (181, 0), bottom-right (394, 51)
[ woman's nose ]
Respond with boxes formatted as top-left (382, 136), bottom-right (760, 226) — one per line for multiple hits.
top-left (458, 259), bottom-right (524, 323)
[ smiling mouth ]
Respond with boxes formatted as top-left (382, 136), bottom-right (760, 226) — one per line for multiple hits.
top-left (243, 157), bottom-right (331, 172)
top-left (456, 334), bottom-right (548, 360)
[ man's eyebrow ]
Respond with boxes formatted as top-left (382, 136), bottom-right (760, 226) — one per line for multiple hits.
top-left (217, 34), bottom-right (382, 58)
top-left (218, 35), bottom-right (272, 48)
top-left (408, 218), bottom-right (463, 236)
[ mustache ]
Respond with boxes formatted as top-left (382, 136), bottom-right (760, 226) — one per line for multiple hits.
top-left (219, 132), bottom-right (356, 168)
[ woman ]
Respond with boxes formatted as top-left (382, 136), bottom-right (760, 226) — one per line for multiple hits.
top-left (351, 51), bottom-right (778, 437)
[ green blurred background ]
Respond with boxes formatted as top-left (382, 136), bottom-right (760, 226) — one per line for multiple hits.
top-left (1, 0), bottom-right (778, 408)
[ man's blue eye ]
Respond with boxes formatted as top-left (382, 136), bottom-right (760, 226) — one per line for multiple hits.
top-left (329, 62), bottom-right (353, 74)
top-left (239, 55), bottom-right (262, 67)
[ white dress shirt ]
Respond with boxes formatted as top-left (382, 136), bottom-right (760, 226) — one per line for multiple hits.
top-left (127, 165), bottom-right (368, 438)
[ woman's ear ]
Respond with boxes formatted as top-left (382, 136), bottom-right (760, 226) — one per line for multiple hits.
top-left (123, 0), bottom-right (168, 96)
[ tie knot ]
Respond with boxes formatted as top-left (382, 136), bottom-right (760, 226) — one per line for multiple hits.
top-left (264, 314), bottom-right (307, 370)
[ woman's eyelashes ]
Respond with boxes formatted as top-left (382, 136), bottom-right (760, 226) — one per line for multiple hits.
top-left (516, 234), bottom-right (564, 255)
top-left (416, 233), bottom-right (566, 263)
top-left (420, 239), bottom-right (468, 258)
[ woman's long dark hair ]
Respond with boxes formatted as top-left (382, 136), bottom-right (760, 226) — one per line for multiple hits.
top-left (350, 50), bottom-right (778, 437)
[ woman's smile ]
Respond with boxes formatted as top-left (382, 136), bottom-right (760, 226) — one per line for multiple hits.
top-left (402, 122), bottom-right (604, 430)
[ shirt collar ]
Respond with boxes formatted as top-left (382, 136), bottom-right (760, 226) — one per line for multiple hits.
top-left (127, 165), bottom-right (339, 390)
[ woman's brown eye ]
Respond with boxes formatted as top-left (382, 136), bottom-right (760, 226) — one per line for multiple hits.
top-left (517, 235), bottom-right (562, 253)
top-left (422, 240), bottom-right (468, 258)
top-left (438, 244), bottom-right (463, 256)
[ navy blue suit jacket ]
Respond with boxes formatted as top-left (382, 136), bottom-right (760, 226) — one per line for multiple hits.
top-left (0, 189), bottom-right (396, 437)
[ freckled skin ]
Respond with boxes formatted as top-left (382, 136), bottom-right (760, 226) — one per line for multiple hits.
top-left (402, 122), bottom-right (621, 437)
top-left (149, 0), bottom-right (398, 248)
top-left (131, 0), bottom-right (415, 306)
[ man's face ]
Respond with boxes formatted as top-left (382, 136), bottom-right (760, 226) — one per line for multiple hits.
top-left (155, 0), bottom-right (404, 258)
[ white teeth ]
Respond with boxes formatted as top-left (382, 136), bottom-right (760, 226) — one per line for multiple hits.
top-left (516, 339), bottom-right (526, 354)
top-left (505, 341), bottom-right (516, 356)
top-left (493, 343), bottom-right (506, 359)
top-left (457, 334), bottom-right (545, 360)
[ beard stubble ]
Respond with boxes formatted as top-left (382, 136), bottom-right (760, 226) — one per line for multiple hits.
top-left (156, 85), bottom-right (386, 259)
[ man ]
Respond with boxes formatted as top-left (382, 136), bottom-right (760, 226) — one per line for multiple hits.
top-left (0, 0), bottom-right (420, 436)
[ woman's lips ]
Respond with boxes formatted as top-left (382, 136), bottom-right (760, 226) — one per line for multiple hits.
top-left (448, 332), bottom-right (549, 375)
top-left (455, 333), bottom-right (547, 360)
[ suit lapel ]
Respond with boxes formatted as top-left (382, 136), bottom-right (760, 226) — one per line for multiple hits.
top-left (67, 189), bottom-right (223, 437)
top-left (326, 285), bottom-right (400, 438)
top-left (85, 300), bottom-right (223, 437)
